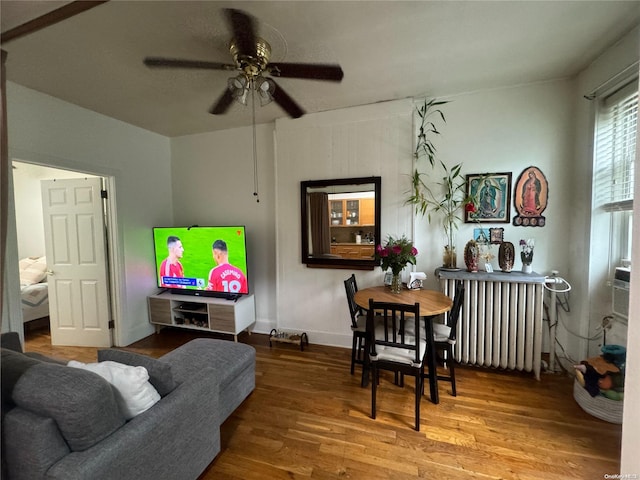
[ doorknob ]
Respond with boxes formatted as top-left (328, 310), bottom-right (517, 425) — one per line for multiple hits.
top-left (46, 270), bottom-right (54, 276)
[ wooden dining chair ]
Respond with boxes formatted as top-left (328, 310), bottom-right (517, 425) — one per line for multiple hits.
top-left (367, 299), bottom-right (425, 431)
top-left (425, 280), bottom-right (465, 396)
top-left (344, 274), bottom-right (367, 376)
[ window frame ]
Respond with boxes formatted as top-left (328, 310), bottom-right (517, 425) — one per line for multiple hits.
top-left (593, 79), bottom-right (637, 272)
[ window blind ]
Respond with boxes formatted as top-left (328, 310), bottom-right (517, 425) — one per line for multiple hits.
top-left (594, 81), bottom-right (637, 211)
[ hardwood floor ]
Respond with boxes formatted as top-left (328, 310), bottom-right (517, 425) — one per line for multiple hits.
top-left (24, 327), bottom-right (622, 479)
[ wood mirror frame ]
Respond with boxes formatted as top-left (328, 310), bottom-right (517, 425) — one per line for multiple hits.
top-left (301, 176), bottom-right (381, 269)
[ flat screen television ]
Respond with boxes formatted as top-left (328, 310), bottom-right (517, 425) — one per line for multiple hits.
top-left (152, 226), bottom-right (249, 298)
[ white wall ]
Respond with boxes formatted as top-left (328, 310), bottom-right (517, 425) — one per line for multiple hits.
top-left (168, 81), bottom-right (585, 360)
top-left (622, 124), bottom-right (640, 473)
top-left (170, 124), bottom-right (277, 332)
top-left (413, 80), bottom-right (574, 281)
top-left (6, 82), bottom-right (172, 346)
top-left (275, 99), bottom-right (414, 346)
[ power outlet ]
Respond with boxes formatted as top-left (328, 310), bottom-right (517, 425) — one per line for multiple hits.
top-left (601, 315), bottom-right (614, 330)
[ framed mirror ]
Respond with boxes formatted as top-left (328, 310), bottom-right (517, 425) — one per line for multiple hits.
top-left (301, 176), bottom-right (381, 269)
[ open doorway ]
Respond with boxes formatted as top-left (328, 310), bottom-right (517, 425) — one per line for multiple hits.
top-left (13, 160), bottom-right (115, 347)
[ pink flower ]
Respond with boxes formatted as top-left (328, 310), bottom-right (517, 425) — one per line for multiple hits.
top-left (465, 202), bottom-right (476, 213)
top-left (374, 235), bottom-right (417, 273)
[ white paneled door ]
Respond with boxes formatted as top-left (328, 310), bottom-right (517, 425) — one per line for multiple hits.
top-left (41, 177), bottom-right (112, 347)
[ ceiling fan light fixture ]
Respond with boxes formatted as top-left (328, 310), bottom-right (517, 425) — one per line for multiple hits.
top-left (255, 76), bottom-right (275, 106)
top-left (228, 74), bottom-right (249, 105)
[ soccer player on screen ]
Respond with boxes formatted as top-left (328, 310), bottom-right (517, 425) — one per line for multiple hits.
top-left (206, 239), bottom-right (248, 294)
top-left (159, 236), bottom-right (185, 287)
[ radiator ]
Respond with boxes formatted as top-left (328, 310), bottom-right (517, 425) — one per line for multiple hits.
top-left (439, 272), bottom-right (544, 379)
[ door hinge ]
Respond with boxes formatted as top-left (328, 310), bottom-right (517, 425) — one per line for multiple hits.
top-left (108, 320), bottom-right (115, 329)
top-left (101, 189), bottom-right (108, 199)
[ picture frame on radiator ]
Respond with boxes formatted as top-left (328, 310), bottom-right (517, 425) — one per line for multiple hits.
top-left (489, 227), bottom-right (504, 244)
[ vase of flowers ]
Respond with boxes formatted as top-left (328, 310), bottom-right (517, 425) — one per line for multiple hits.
top-left (375, 235), bottom-right (418, 293)
top-left (520, 238), bottom-right (534, 273)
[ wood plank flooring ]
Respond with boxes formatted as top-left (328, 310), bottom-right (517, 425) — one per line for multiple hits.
top-left (24, 327), bottom-right (622, 480)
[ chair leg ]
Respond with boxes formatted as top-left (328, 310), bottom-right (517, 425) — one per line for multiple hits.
top-left (371, 365), bottom-right (377, 420)
top-left (350, 334), bottom-right (357, 375)
top-left (415, 373), bottom-right (422, 431)
top-left (448, 345), bottom-right (457, 397)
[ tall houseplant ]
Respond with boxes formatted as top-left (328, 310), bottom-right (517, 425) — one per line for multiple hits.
top-left (406, 99), bottom-right (467, 268)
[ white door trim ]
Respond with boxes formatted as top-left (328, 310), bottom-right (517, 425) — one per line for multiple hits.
top-left (103, 175), bottom-right (123, 346)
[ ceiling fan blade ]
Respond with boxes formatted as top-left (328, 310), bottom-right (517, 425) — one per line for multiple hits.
top-left (268, 63), bottom-right (344, 82)
top-left (271, 80), bottom-right (305, 119)
top-left (144, 57), bottom-right (236, 71)
top-left (209, 88), bottom-right (235, 115)
top-left (224, 8), bottom-right (257, 58)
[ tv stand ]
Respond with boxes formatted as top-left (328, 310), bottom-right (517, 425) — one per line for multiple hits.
top-left (148, 292), bottom-right (255, 342)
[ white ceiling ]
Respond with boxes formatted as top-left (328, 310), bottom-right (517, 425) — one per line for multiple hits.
top-left (2, 1), bottom-right (639, 137)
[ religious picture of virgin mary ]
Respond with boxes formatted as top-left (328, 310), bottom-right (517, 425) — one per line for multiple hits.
top-left (512, 166), bottom-right (548, 227)
top-left (465, 172), bottom-right (512, 223)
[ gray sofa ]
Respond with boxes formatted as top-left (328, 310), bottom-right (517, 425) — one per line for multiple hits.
top-left (1, 333), bottom-right (255, 480)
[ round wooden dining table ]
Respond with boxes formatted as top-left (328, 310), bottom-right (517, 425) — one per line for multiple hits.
top-left (354, 286), bottom-right (453, 404)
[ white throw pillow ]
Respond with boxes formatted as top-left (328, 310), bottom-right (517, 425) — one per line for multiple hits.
top-left (68, 360), bottom-right (161, 419)
top-left (19, 256), bottom-right (48, 286)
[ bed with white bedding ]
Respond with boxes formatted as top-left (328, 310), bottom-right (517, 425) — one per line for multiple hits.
top-left (21, 281), bottom-right (49, 322)
top-left (19, 256), bottom-right (50, 323)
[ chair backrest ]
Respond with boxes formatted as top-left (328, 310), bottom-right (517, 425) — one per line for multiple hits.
top-left (367, 299), bottom-right (423, 366)
top-left (344, 274), bottom-right (363, 328)
top-left (447, 281), bottom-right (465, 342)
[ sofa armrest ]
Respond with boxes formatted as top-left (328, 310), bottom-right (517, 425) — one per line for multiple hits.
top-left (4, 409), bottom-right (70, 480)
top-left (46, 367), bottom-right (222, 480)
top-left (1, 332), bottom-right (23, 352)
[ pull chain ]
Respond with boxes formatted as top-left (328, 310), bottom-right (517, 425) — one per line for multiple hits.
top-left (251, 84), bottom-right (260, 203)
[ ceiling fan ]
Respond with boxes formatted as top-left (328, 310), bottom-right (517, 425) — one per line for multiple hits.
top-left (143, 8), bottom-right (344, 119)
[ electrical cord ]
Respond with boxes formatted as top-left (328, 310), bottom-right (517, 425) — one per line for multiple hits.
top-left (556, 291), bottom-right (570, 313)
top-left (552, 341), bottom-right (578, 374)
top-left (544, 299), bottom-right (601, 341)
top-left (542, 285), bottom-right (600, 374)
